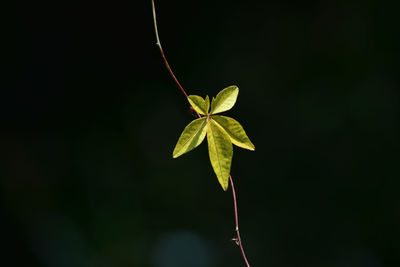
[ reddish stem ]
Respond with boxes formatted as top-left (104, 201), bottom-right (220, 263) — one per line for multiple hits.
top-left (151, 0), bottom-right (188, 99)
top-left (151, 1), bottom-right (251, 265)
top-left (230, 175), bottom-right (251, 267)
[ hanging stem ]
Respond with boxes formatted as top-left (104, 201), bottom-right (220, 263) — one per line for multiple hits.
top-left (151, 1), bottom-right (251, 266)
top-left (151, 0), bottom-right (187, 98)
top-left (230, 175), bottom-right (251, 267)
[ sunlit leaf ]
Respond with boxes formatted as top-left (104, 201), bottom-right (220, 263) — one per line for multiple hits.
top-left (204, 95), bottom-right (210, 114)
top-left (212, 115), bottom-right (255, 151)
top-left (173, 84), bottom-right (255, 191)
top-left (210, 86), bottom-right (239, 114)
top-left (207, 118), bottom-right (233, 191)
top-left (188, 95), bottom-right (209, 115)
top-left (173, 117), bottom-right (208, 158)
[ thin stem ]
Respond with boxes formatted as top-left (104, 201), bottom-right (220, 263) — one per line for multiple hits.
top-left (151, 0), bottom-right (188, 98)
top-left (151, 1), bottom-right (251, 266)
top-left (230, 175), bottom-right (251, 267)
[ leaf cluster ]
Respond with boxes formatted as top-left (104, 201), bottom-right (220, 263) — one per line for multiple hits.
top-left (173, 86), bottom-right (255, 190)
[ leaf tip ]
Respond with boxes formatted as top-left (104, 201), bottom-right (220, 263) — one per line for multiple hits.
top-left (229, 85), bottom-right (239, 95)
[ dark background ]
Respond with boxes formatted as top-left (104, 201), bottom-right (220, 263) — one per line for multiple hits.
top-left (2, 0), bottom-right (400, 266)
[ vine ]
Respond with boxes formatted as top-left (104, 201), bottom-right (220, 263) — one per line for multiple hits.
top-left (151, 1), bottom-right (254, 265)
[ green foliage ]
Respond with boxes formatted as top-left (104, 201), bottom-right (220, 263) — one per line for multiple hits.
top-left (207, 119), bottom-right (233, 190)
top-left (172, 117), bottom-right (208, 158)
top-left (188, 95), bottom-right (210, 115)
top-left (210, 85), bottom-right (239, 114)
top-left (173, 85), bottom-right (255, 191)
top-left (212, 115), bottom-right (255, 151)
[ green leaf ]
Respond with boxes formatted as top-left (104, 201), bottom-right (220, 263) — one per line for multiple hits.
top-left (207, 118), bottom-right (233, 191)
top-left (204, 95), bottom-right (210, 113)
top-left (188, 95), bottom-right (209, 115)
top-left (210, 85), bottom-right (239, 114)
top-left (173, 117), bottom-right (208, 158)
top-left (212, 115), bottom-right (255, 151)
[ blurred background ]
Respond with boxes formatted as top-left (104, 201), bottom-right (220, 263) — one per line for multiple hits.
top-left (2, 0), bottom-right (400, 266)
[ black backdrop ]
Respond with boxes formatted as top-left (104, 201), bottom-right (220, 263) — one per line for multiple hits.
top-left (2, 1), bottom-right (400, 266)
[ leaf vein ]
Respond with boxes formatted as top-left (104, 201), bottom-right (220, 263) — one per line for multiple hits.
top-left (209, 119), bottom-right (224, 180)
top-left (179, 118), bottom-right (206, 151)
